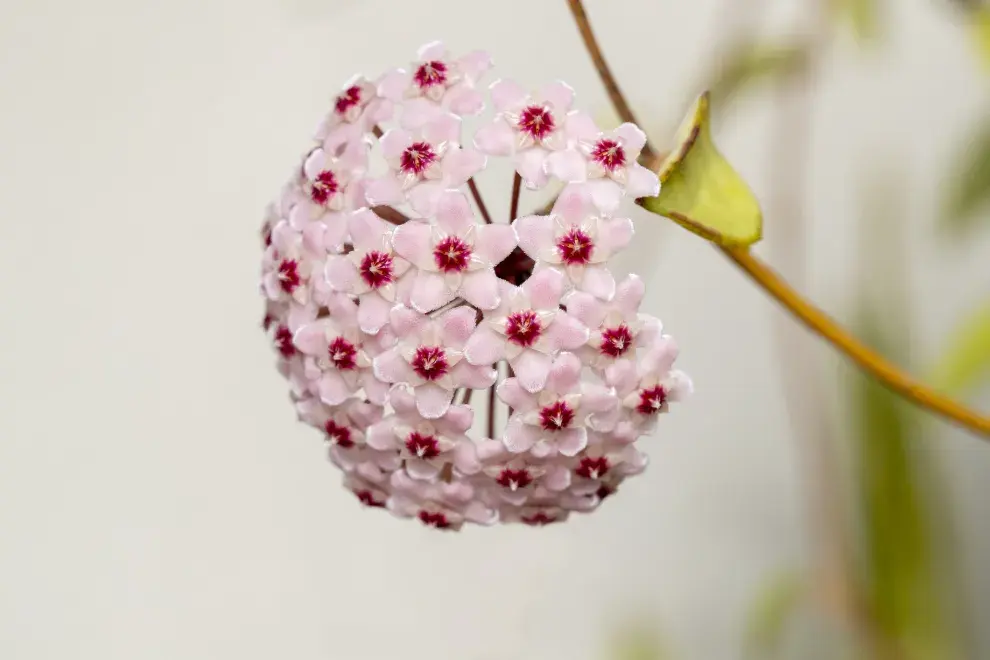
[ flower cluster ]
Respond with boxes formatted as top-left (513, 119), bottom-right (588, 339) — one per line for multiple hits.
top-left (260, 41), bottom-right (691, 530)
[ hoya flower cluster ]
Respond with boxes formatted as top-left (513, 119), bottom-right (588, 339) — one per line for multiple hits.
top-left (260, 42), bottom-right (691, 530)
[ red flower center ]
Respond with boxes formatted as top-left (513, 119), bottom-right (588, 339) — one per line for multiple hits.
top-left (327, 336), bottom-right (358, 370)
top-left (414, 60), bottom-right (448, 89)
top-left (556, 228), bottom-right (594, 265)
top-left (262, 224), bottom-right (272, 248)
top-left (495, 468), bottom-right (533, 491)
top-left (590, 138), bottom-right (626, 171)
top-left (411, 346), bottom-right (448, 381)
top-left (274, 325), bottom-right (295, 358)
top-left (405, 431), bottom-right (441, 459)
top-left (355, 489), bottom-right (385, 508)
top-left (418, 510), bottom-right (451, 528)
top-left (433, 236), bottom-right (472, 273)
top-left (517, 105), bottom-right (555, 141)
top-left (277, 260), bottom-right (301, 293)
top-left (310, 169), bottom-right (340, 206)
top-left (539, 400), bottom-right (575, 431)
top-left (399, 141), bottom-right (438, 176)
top-left (636, 385), bottom-right (667, 415)
top-left (576, 456), bottom-right (610, 479)
top-left (504, 310), bottom-right (542, 347)
top-left (359, 250), bottom-right (394, 288)
top-left (521, 511), bottom-right (558, 526)
top-left (334, 85), bottom-right (362, 116)
top-left (325, 419), bottom-right (354, 448)
top-left (596, 483), bottom-right (616, 500)
top-left (600, 324), bottom-right (633, 358)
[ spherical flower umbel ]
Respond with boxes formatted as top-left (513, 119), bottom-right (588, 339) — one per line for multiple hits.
top-left (258, 41), bottom-right (690, 530)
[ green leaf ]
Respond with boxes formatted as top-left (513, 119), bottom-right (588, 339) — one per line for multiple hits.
top-left (831, 0), bottom-right (881, 43)
top-left (743, 573), bottom-right (804, 658)
top-left (640, 92), bottom-right (763, 247)
top-left (709, 42), bottom-right (811, 109)
top-left (941, 116), bottom-right (990, 234)
top-left (931, 302), bottom-right (990, 395)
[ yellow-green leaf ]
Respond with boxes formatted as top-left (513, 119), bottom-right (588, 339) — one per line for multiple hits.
top-left (941, 116), bottom-right (990, 233)
top-left (639, 92), bottom-right (763, 247)
top-left (831, 0), bottom-right (881, 44)
top-left (709, 42), bottom-right (811, 109)
top-left (607, 624), bottom-right (669, 660)
top-left (931, 302), bottom-right (990, 395)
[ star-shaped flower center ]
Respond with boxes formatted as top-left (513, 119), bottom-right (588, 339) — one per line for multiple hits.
top-left (405, 431), bottom-right (441, 459)
top-left (310, 169), bottom-right (340, 206)
top-left (521, 511), bottom-right (558, 526)
top-left (636, 384), bottom-right (667, 415)
top-left (556, 228), bottom-right (594, 265)
top-left (418, 510), bottom-right (451, 528)
top-left (277, 259), bottom-right (301, 293)
top-left (517, 105), bottom-right (556, 141)
top-left (359, 250), bottom-right (394, 288)
top-left (590, 138), bottom-right (626, 171)
top-left (600, 324), bottom-right (633, 358)
top-left (414, 60), bottom-right (448, 89)
top-left (576, 456), bottom-right (610, 480)
top-left (325, 419), bottom-right (354, 448)
top-left (495, 468), bottom-right (533, 491)
top-left (327, 336), bottom-right (358, 371)
top-left (334, 85), bottom-right (362, 116)
top-left (504, 310), bottom-right (542, 347)
top-left (274, 325), bottom-right (295, 358)
top-left (411, 345), bottom-right (449, 381)
top-left (399, 141), bottom-right (438, 176)
top-left (538, 400), bottom-right (575, 431)
top-left (433, 236), bottom-right (472, 273)
top-left (355, 489), bottom-right (386, 508)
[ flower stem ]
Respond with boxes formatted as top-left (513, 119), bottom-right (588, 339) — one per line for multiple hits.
top-left (722, 246), bottom-right (990, 437)
top-left (565, 0), bottom-right (658, 167)
top-left (567, 0), bottom-right (990, 439)
top-left (468, 178), bottom-right (493, 224)
top-left (371, 205), bottom-right (408, 225)
top-left (509, 173), bottom-right (522, 222)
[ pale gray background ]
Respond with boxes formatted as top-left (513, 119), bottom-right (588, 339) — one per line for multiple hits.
top-left (1, 0), bottom-right (988, 658)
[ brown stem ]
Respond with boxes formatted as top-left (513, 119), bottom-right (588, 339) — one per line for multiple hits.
top-left (461, 388), bottom-right (474, 405)
top-left (372, 125), bottom-right (384, 139)
top-left (565, 0), bottom-right (658, 166)
top-left (509, 173), bottom-right (522, 222)
top-left (371, 205), bottom-right (409, 225)
top-left (467, 178), bottom-right (493, 224)
top-left (487, 380), bottom-right (498, 439)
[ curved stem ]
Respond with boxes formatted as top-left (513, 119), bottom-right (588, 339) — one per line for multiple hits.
top-left (565, 0), bottom-right (658, 166)
top-left (722, 246), bottom-right (990, 437)
top-left (567, 0), bottom-right (990, 439)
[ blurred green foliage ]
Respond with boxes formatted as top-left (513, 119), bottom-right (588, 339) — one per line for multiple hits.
top-left (941, 117), bottom-right (990, 234)
top-left (708, 42), bottom-right (811, 110)
top-left (830, 0), bottom-right (882, 44)
top-left (742, 572), bottom-right (804, 658)
top-left (932, 302), bottom-right (990, 396)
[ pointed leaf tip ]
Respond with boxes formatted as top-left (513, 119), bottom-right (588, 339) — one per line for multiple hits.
top-left (639, 92), bottom-right (763, 247)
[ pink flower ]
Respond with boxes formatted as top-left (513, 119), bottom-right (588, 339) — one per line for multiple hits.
top-left (546, 115), bottom-right (660, 210)
top-left (474, 79), bottom-right (574, 189)
top-left (324, 209), bottom-right (411, 334)
top-left (294, 395), bottom-right (395, 473)
top-left (373, 305), bottom-right (497, 419)
top-left (262, 221), bottom-right (318, 306)
top-left (315, 75), bottom-right (394, 156)
top-left (378, 41), bottom-right (493, 126)
top-left (463, 268), bottom-right (589, 392)
top-left (293, 296), bottom-right (392, 406)
top-left (479, 456), bottom-right (572, 506)
top-left (365, 113), bottom-right (486, 216)
top-left (388, 470), bottom-right (498, 530)
top-left (513, 183), bottom-right (633, 299)
top-left (604, 337), bottom-right (693, 433)
top-left (497, 352), bottom-right (615, 457)
top-left (392, 190), bottom-right (517, 312)
top-left (366, 384), bottom-right (481, 481)
top-left (563, 273), bottom-right (663, 370)
top-left (566, 433), bottom-right (648, 499)
top-left (344, 471), bottom-right (390, 510)
top-left (501, 505), bottom-right (570, 526)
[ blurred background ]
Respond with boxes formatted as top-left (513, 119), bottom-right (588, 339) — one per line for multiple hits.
top-left (1, 0), bottom-right (988, 658)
